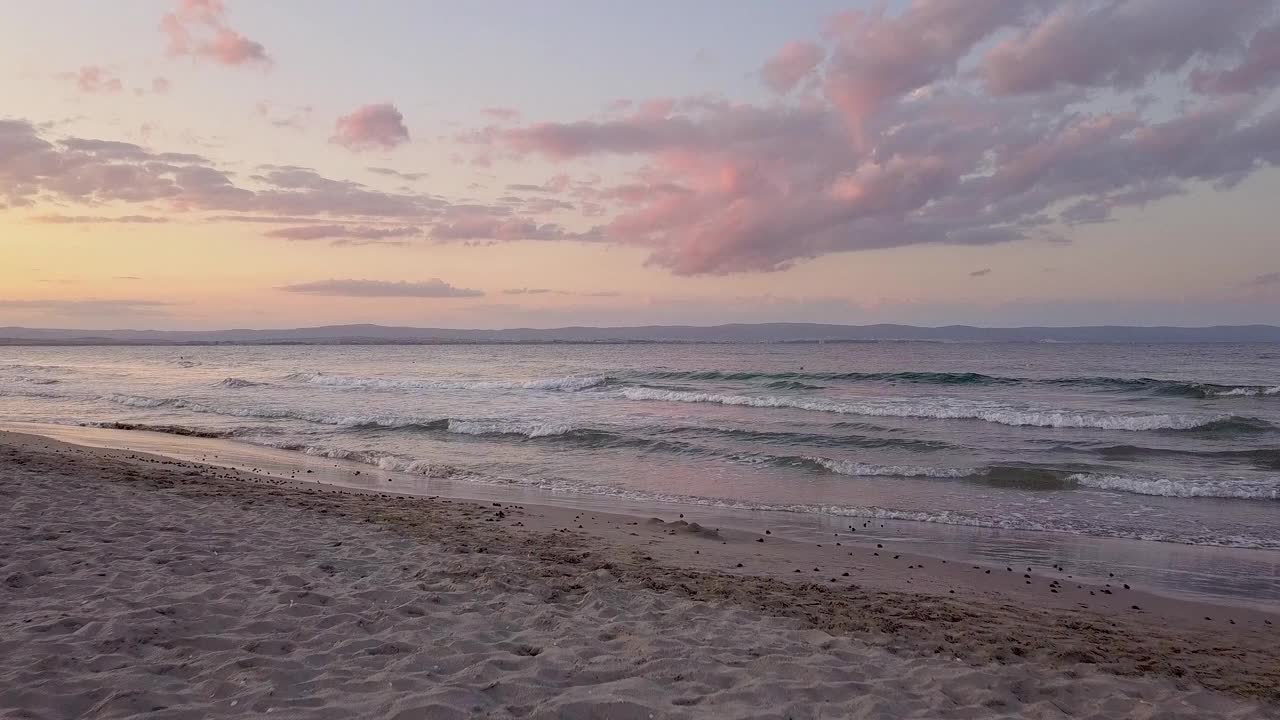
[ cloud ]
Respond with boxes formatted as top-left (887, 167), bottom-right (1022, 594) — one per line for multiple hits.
top-left (276, 278), bottom-right (483, 298)
top-left (207, 214), bottom-right (344, 224)
top-left (69, 66), bottom-right (123, 94)
top-left (501, 288), bottom-right (621, 297)
top-left (0, 298), bottom-right (172, 316)
top-left (1192, 23), bottom-right (1280, 95)
top-left (367, 166), bottom-right (426, 181)
top-left (0, 120), bottom-right (437, 217)
top-left (11, 3), bottom-right (1280, 279)
top-left (263, 224), bottom-right (422, 242)
top-left (1245, 271), bottom-right (1280, 287)
top-left (428, 210), bottom-right (588, 242)
top-left (480, 107), bottom-right (521, 122)
top-left (29, 214), bottom-right (170, 224)
top-left (760, 41), bottom-right (824, 94)
top-left (152, 77), bottom-right (172, 95)
top-left (479, 2), bottom-right (1280, 274)
top-left (332, 103), bottom-right (410, 151)
top-left (255, 101), bottom-right (313, 130)
top-left (969, 268), bottom-right (992, 277)
top-left (161, 0), bottom-right (270, 67)
top-left (982, 1), bottom-right (1270, 96)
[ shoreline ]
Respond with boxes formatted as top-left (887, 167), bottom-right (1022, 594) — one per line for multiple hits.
top-left (2, 427), bottom-right (1279, 712)
top-left (6, 420), bottom-right (1279, 612)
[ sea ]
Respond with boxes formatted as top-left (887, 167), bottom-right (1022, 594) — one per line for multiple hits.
top-left (3, 342), bottom-right (1279, 602)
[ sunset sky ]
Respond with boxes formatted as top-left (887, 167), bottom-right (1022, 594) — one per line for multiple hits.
top-left (3, 0), bottom-right (1279, 329)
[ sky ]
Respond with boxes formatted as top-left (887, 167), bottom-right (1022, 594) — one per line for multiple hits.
top-left (2, 0), bottom-right (1279, 330)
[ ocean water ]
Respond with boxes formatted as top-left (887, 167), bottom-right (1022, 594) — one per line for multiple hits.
top-left (3, 343), bottom-right (1279, 551)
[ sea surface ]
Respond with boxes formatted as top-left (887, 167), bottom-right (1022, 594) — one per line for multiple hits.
top-left (3, 343), bottom-right (1279, 553)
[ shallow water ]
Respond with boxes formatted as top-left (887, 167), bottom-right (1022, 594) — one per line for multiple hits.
top-left (2, 343), bottom-right (1278, 553)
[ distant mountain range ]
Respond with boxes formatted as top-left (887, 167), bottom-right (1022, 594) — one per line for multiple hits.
top-left (2, 323), bottom-right (1279, 345)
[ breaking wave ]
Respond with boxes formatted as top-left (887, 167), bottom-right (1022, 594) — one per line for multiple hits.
top-left (619, 387), bottom-right (1257, 432)
top-left (1070, 473), bottom-right (1280, 500)
top-left (102, 393), bottom-right (448, 429)
top-left (216, 377), bottom-right (265, 388)
top-left (287, 372), bottom-right (608, 393)
top-left (629, 369), bottom-right (1280, 398)
top-left (79, 421), bottom-right (250, 439)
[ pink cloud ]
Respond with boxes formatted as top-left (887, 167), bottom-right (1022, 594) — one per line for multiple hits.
top-left (760, 41), bottom-right (824, 94)
top-left (479, 1), bottom-right (1280, 275)
top-left (72, 66), bottom-right (123, 94)
top-left (161, 0), bottom-right (270, 68)
top-left (10, 2), bottom-right (1280, 276)
top-left (822, 0), bottom-right (1030, 133)
top-left (331, 103), bottom-right (411, 151)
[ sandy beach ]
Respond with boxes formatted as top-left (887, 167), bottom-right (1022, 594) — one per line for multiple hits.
top-left (1, 429), bottom-right (1277, 719)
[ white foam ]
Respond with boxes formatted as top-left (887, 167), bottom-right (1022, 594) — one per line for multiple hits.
top-left (813, 458), bottom-right (971, 478)
top-left (101, 393), bottom-right (442, 428)
top-left (216, 377), bottom-right (264, 388)
top-left (619, 387), bottom-right (1218, 431)
top-left (1215, 386), bottom-right (1280, 397)
top-left (290, 372), bottom-right (607, 393)
top-left (445, 419), bottom-right (576, 438)
top-left (246, 438), bottom-right (472, 478)
top-left (1070, 473), bottom-right (1280, 500)
top-left (217, 437), bottom-right (1277, 548)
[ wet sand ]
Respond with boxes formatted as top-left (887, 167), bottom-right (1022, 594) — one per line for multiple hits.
top-left (2, 429), bottom-right (1277, 718)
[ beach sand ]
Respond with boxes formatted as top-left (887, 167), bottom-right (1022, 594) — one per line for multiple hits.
top-left (1, 429), bottom-right (1276, 718)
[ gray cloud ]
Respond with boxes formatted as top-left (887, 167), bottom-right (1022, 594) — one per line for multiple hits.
top-left (368, 167), bottom-right (427, 181)
top-left (263, 224), bottom-right (422, 241)
top-left (276, 279), bottom-right (483, 298)
top-left (501, 288), bottom-right (622, 297)
top-left (1244, 271), bottom-right (1280, 287)
top-left (29, 214), bottom-right (169, 224)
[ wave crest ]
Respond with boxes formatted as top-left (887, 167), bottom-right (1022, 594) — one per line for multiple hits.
top-left (619, 387), bottom-right (1249, 431)
top-left (1070, 473), bottom-right (1280, 500)
top-left (216, 377), bottom-right (264, 388)
top-left (288, 372), bottom-right (608, 393)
